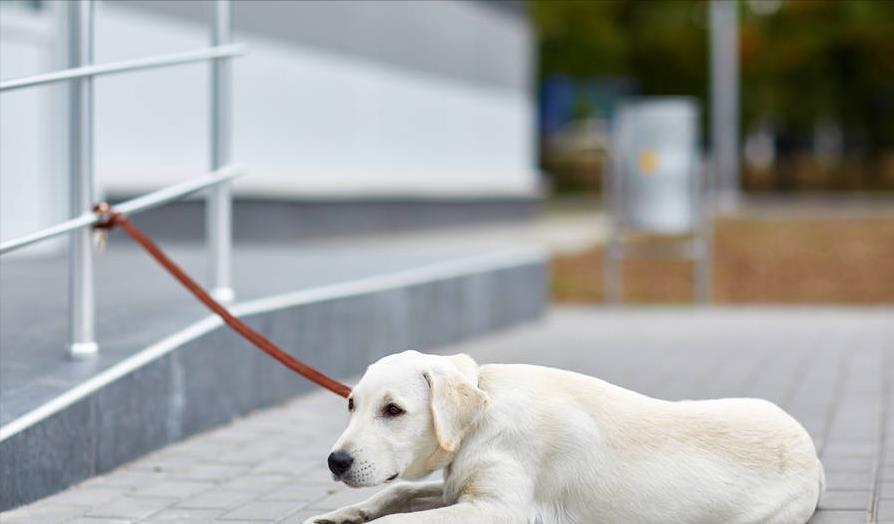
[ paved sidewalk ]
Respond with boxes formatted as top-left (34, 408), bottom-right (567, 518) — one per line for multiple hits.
top-left (3, 307), bottom-right (891, 523)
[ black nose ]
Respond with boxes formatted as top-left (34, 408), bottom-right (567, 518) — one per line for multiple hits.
top-left (328, 450), bottom-right (354, 476)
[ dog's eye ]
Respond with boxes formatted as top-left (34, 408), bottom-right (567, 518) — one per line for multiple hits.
top-left (382, 403), bottom-right (405, 417)
top-left (348, 398), bottom-right (354, 412)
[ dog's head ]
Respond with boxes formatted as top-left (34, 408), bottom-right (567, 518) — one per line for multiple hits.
top-left (326, 350), bottom-right (488, 487)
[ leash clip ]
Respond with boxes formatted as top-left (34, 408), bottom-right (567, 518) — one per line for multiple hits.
top-left (92, 202), bottom-right (115, 254)
top-left (94, 229), bottom-right (108, 254)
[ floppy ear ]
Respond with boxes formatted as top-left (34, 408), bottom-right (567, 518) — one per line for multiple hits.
top-left (424, 354), bottom-right (488, 453)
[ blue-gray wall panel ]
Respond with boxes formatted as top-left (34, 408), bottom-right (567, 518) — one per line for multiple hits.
top-left (0, 400), bottom-right (95, 509)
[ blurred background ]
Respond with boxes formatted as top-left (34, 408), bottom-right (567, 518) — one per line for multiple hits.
top-left (2, 0), bottom-right (893, 515)
top-left (538, 0), bottom-right (894, 195)
top-left (3, 0), bottom-right (891, 305)
top-left (539, 0), bottom-right (894, 304)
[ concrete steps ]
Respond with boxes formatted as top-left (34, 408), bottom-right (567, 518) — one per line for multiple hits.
top-left (0, 244), bottom-right (547, 510)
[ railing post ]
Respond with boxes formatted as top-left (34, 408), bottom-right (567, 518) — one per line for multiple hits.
top-left (67, 0), bottom-right (98, 359)
top-left (208, 0), bottom-right (235, 303)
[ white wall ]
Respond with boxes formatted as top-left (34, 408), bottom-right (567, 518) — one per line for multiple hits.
top-left (0, 2), bottom-right (67, 254)
top-left (0, 0), bottom-right (538, 252)
top-left (93, 1), bottom-right (538, 198)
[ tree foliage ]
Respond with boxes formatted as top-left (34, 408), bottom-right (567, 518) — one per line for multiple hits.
top-left (533, 0), bottom-right (894, 153)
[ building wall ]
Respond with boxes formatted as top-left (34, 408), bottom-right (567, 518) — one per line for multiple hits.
top-left (94, 0), bottom-right (537, 198)
top-left (0, 1), bottom-right (68, 254)
top-left (0, 0), bottom-right (537, 251)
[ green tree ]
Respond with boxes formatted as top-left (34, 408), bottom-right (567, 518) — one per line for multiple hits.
top-left (534, 0), bottom-right (894, 188)
top-left (534, 0), bottom-right (709, 108)
top-left (740, 0), bottom-right (894, 155)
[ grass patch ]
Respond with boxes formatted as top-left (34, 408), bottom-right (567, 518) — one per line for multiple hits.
top-left (553, 217), bottom-right (894, 304)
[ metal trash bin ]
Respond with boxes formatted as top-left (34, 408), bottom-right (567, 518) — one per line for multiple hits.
top-left (604, 97), bottom-right (712, 303)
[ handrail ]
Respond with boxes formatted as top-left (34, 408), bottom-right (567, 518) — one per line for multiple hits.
top-left (0, 43), bottom-right (247, 92)
top-left (0, 0), bottom-right (241, 359)
top-left (0, 166), bottom-right (243, 255)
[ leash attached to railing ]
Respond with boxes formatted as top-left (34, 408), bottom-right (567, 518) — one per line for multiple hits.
top-left (94, 203), bottom-right (352, 398)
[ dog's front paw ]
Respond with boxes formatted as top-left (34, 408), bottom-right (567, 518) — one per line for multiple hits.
top-left (303, 507), bottom-right (370, 524)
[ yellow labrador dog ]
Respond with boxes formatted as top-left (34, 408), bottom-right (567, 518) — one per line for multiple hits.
top-left (305, 351), bottom-right (824, 524)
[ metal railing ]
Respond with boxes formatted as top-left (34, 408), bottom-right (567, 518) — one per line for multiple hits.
top-left (0, 0), bottom-right (245, 359)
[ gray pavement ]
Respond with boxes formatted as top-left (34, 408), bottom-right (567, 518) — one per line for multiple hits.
top-left (3, 307), bottom-right (891, 523)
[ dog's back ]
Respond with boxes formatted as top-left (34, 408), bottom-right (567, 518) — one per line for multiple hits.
top-left (473, 363), bottom-right (823, 524)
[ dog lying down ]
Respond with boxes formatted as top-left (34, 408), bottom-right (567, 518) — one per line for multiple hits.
top-left (305, 351), bottom-right (824, 524)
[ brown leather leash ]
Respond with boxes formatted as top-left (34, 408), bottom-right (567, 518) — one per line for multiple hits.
top-left (94, 203), bottom-right (352, 398)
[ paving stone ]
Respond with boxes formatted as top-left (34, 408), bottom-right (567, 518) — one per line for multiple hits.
top-left (39, 485), bottom-right (131, 508)
top-left (218, 500), bottom-right (308, 521)
top-left (824, 441), bottom-right (877, 458)
top-left (249, 457), bottom-right (319, 476)
top-left (131, 480), bottom-right (214, 499)
top-left (304, 486), bottom-right (382, 511)
top-left (820, 490), bottom-right (870, 510)
top-left (139, 507), bottom-right (223, 522)
top-left (89, 470), bottom-right (171, 490)
top-left (823, 456), bottom-right (874, 473)
top-left (175, 489), bottom-right (257, 510)
top-left (278, 509), bottom-right (326, 524)
top-left (170, 463), bottom-right (249, 482)
top-left (258, 482), bottom-right (336, 503)
top-left (296, 466), bottom-right (336, 484)
top-left (878, 497), bottom-right (894, 521)
top-left (825, 471), bottom-right (875, 491)
top-left (65, 519), bottom-right (133, 524)
top-left (166, 438), bottom-right (239, 459)
top-left (215, 474), bottom-right (293, 495)
top-left (2, 308), bottom-right (891, 522)
top-left (808, 510), bottom-right (868, 523)
top-left (85, 496), bottom-right (177, 520)
top-left (212, 444), bottom-right (280, 465)
top-left (0, 503), bottom-right (90, 523)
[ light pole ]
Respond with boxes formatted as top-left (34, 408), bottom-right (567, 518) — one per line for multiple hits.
top-left (710, 0), bottom-right (740, 209)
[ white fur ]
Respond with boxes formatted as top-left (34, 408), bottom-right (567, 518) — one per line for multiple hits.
top-left (306, 351), bottom-right (823, 524)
